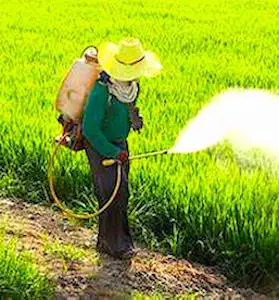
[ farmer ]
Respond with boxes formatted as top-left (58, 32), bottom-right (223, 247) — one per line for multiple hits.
top-left (82, 38), bottom-right (162, 259)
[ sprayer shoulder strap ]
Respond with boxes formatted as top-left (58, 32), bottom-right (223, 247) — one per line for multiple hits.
top-left (97, 80), bottom-right (113, 106)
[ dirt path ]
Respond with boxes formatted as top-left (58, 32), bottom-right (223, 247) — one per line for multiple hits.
top-left (0, 198), bottom-right (268, 299)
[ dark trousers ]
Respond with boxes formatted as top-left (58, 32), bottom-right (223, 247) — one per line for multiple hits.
top-left (85, 141), bottom-right (134, 256)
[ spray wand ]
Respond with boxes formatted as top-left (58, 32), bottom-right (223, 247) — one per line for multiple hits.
top-left (102, 149), bottom-right (169, 166)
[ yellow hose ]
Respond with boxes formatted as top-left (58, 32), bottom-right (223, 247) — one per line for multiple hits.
top-left (48, 134), bottom-right (122, 220)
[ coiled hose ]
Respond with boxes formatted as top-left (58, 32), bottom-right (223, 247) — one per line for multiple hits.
top-left (48, 133), bottom-right (122, 220)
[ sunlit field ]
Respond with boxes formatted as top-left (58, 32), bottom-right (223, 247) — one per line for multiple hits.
top-left (1, 0), bottom-right (278, 291)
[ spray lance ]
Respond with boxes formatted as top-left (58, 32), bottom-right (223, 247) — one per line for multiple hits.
top-left (102, 149), bottom-right (169, 166)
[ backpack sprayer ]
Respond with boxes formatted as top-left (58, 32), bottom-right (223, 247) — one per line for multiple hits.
top-left (48, 45), bottom-right (102, 219)
top-left (49, 46), bottom-right (170, 220)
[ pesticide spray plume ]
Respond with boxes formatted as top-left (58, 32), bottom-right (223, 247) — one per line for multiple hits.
top-left (169, 88), bottom-right (279, 169)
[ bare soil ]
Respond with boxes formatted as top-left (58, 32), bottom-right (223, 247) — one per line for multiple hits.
top-left (0, 198), bottom-right (273, 299)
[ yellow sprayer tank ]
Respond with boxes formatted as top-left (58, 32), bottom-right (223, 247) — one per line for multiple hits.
top-left (55, 47), bottom-right (100, 121)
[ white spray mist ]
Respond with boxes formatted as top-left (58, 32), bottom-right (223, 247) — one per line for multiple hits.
top-left (169, 89), bottom-right (279, 163)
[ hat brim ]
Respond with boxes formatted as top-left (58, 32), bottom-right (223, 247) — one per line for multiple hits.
top-left (98, 42), bottom-right (162, 81)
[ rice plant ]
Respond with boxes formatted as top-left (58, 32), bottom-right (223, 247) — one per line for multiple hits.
top-left (1, 0), bottom-right (278, 287)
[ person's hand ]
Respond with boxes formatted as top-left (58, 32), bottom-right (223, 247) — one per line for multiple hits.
top-left (117, 150), bottom-right (129, 164)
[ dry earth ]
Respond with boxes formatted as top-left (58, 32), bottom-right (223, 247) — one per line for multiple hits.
top-left (0, 198), bottom-right (274, 299)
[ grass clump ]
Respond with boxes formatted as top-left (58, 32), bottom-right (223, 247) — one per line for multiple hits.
top-left (0, 229), bottom-right (53, 299)
top-left (43, 236), bottom-right (99, 267)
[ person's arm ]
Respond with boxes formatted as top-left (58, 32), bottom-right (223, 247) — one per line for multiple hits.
top-left (82, 84), bottom-right (120, 158)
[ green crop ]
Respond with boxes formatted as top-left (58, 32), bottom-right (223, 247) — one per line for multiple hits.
top-left (1, 0), bottom-right (278, 289)
top-left (0, 225), bottom-right (53, 299)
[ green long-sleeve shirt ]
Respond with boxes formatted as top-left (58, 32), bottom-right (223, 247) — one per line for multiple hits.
top-left (82, 81), bottom-right (131, 158)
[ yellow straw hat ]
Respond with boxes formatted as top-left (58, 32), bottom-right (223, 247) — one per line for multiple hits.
top-left (97, 38), bottom-right (162, 81)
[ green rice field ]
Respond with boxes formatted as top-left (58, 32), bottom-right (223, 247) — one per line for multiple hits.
top-left (1, 0), bottom-right (279, 291)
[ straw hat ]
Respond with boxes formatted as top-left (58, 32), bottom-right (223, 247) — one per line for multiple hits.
top-left (97, 38), bottom-right (162, 81)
